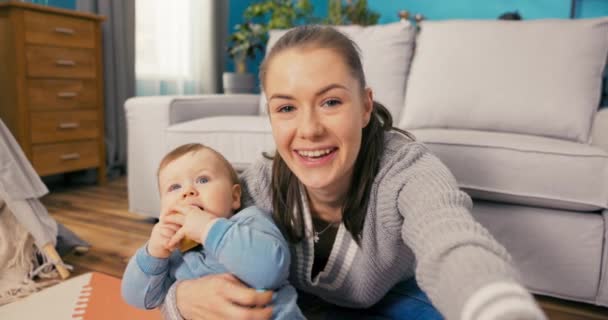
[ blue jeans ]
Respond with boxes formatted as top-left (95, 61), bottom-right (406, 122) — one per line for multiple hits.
top-left (298, 278), bottom-right (444, 320)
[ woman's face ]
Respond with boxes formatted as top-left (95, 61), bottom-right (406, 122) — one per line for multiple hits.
top-left (265, 47), bottom-right (373, 196)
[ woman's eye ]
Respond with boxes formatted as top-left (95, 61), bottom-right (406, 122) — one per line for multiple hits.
top-left (168, 184), bottom-right (181, 192)
top-left (196, 176), bottom-right (209, 184)
top-left (277, 105), bottom-right (295, 113)
top-left (322, 99), bottom-right (342, 108)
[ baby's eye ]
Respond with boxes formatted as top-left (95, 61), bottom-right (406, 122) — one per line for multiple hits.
top-left (278, 105), bottom-right (295, 113)
top-left (322, 99), bottom-right (342, 108)
top-left (168, 184), bottom-right (181, 192)
top-left (196, 176), bottom-right (209, 184)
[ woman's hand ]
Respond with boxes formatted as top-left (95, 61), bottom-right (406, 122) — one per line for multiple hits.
top-left (176, 273), bottom-right (273, 320)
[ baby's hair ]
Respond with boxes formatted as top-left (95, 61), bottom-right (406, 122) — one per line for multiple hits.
top-left (157, 143), bottom-right (239, 185)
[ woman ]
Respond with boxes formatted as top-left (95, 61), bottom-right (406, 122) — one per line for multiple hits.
top-left (161, 25), bottom-right (546, 320)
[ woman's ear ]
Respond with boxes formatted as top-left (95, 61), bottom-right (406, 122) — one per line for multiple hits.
top-left (362, 87), bottom-right (374, 127)
top-left (231, 184), bottom-right (242, 210)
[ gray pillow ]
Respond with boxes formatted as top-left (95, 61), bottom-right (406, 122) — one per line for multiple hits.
top-left (399, 18), bottom-right (608, 143)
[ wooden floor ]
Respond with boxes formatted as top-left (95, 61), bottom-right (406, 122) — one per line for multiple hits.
top-left (42, 176), bottom-right (608, 320)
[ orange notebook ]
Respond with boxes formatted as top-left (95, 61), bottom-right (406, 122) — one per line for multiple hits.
top-left (0, 272), bottom-right (162, 320)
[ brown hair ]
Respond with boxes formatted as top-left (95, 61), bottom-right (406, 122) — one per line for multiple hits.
top-left (259, 25), bottom-right (414, 244)
top-left (157, 143), bottom-right (239, 187)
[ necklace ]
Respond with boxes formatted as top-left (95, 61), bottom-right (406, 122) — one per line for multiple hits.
top-left (313, 221), bottom-right (337, 243)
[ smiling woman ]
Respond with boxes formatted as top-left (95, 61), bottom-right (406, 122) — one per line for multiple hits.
top-left (264, 47), bottom-right (374, 241)
top-left (163, 25), bottom-right (547, 320)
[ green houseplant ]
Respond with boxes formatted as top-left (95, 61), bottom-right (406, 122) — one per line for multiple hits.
top-left (223, 0), bottom-right (313, 93)
top-left (243, 0), bottom-right (314, 30)
top-left (327, 0), bottom-right (379, 26)
top-left (223, 22), bottom-right (266, 94)
top-left (227, 22), bottom-right (267, 75)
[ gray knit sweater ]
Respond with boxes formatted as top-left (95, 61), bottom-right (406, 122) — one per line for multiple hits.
top-left (161, 131), bottom-right (546, 320)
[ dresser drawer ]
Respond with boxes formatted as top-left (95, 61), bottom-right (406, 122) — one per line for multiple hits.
top-left (26, 46), bottom-right (96, 79)
top-left (28, 79), bottom-right (97, 111)
top-left (32, 140), bottom-right (99, 176)
top-left (30, 110), bottom-right (99, 143)
top-left (24, 10), bottom-right (95, 49)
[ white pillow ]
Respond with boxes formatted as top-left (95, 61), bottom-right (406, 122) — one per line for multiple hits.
top-left (258, 21), bottom-right (416, 119)
top-left (399, 18), bottom-right (608, 143)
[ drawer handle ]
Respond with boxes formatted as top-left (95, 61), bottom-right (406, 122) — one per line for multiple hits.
top-left (55, 60), bottom-right (76, 67)
top-left (58, 122), bottom-right (80, 129)
top-left (60, 153), bottom-right (80, 160)
top-left (57, 92), bottom-right (78, 98)
top-left (54, 27), bottom-right (75, 35)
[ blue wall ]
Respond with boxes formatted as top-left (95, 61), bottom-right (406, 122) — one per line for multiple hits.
top-left (50, 0), bottom-right (75, 9)
top-left (367, 0), bottom-right (608, 22)
top-left (228, 0), bottom-right (608, 92)
top-left (577, 0), bottom-right (608, 17)
top-left (41, 0), bottom-right (76, 10)
top-left (315, 0), bottom-right (608, 21)
top-left (373, 0), bottom-right (569, 21)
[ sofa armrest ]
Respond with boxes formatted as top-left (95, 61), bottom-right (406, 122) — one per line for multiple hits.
top-left (591, 108), bottom-right (608, 152)
top-left (125, 94), bottom-right (260, 217)
top-left (169, 94), bottom-right (261, 125)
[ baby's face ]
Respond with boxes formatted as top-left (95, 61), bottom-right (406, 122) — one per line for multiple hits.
top-left (158, 149), bottom-right (240, 218)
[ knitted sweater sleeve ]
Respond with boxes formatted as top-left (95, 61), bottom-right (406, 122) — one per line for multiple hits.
top-left (239, 157), bottom-right (273, 211)
top-left (393, 143), bottom-right (546, 320)
top-left (160, 282), bottom-right (183, 320)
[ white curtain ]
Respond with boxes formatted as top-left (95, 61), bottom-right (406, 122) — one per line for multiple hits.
top-left (135, 0), bottom-right (227, 96)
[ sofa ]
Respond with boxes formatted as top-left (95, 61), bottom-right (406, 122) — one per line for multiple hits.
top-left (125, 18), bottom-right (608, 307)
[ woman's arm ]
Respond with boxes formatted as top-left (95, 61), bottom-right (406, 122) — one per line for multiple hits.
top-left (238, 157), bottom-right (273, 210)
top-left (121, 245), bottom-right (178, 309)
top-left (394, 144), bottom-right (545, 320)
top-left (162, 274), bottom-right (273, 320)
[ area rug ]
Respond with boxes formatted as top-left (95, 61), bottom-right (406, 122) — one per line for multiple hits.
top-left (0, 272), bottom-right (161, 319)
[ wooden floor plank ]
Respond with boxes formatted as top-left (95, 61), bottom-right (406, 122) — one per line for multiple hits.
top-left (41, 176), bottom-right (608, 319)
top-left (42, 177), bottom-right (152, 280)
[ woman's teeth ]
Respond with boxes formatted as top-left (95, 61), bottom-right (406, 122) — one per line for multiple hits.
top-left (297, 148), bottom-right (334, 158)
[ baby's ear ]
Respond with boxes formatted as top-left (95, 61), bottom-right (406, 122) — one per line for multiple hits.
top-left (231, 184), bottom-right (242, 210)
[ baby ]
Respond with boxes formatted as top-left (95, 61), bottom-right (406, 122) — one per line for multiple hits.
top-left (121, 143), bottom-right (303, 319)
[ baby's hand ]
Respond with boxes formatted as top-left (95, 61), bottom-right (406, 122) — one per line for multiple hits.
top-left (164, 205), bottom-right (218, 249)
top-left (147, 215), bottom-right (180, 258)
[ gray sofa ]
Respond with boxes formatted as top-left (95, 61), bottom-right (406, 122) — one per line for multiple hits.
top-left (125, 18), bottom-right (608, 306)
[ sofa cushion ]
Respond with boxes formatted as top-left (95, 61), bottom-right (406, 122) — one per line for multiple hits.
top-left (165, 116), bottom-right (275, 170)
top-left (259, 21), bottom-right (416, 119)
top-left (411, 128), bottom-right (608, 211)
top-left (400, 18), bottom-right (608, 143)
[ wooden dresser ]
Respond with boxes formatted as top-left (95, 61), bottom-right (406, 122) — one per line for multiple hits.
top-left (0, 2), bottom-right (106, 184)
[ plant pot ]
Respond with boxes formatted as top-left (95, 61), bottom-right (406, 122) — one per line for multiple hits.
top-left (222, 72), bottom-right (255, 94)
